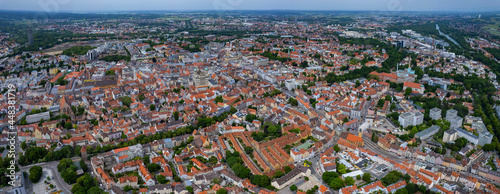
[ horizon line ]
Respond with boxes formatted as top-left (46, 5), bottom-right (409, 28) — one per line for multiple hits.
top-left (0, 9), bottom-right (499, 13)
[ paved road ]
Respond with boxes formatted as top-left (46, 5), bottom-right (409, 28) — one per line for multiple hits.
top-left (21, 157), bottom-right (81, 194)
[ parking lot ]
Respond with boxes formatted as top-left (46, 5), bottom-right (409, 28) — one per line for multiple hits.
top-left (276, 174), bottom-right (322, 194)
top-left (28, 169), bottom-right (57, 194)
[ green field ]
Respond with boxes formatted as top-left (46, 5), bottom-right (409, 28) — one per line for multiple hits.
top-left (481, 17), bottom-right (500, 36)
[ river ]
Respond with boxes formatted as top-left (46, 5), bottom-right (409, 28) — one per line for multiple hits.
top-left (436, 24), bottom-right (460, 47)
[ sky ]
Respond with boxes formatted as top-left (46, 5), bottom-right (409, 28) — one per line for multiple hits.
top-left (0, 0), bottom-right (499, 12)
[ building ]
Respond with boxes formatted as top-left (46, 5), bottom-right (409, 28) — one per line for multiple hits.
top-left (415, 125), bottom-right (440, 140)
top-left (194, 70), bottom-right (209, 88)
top-left (449, 116), bottom-right (463, 129)
top-left (495, 105), bottom-right (500, 119)
top-left (271, 165), bottom-right (311, 190)
top-left (444, 128), bottom-right (493, 146)
top-left (399, 113), bottom-right (414, 128)
top-left (117, 176), bottom-right (138, 189)
top-left (429, 108), bottom-right (442, 120)
top-left (443, 129), bottom-right (457, 143)
top-left (25, 111), bottom-right (50, 124)
top-left (285, 79), bottom-right (300, 91)
top-left (445, 109), bottom-right (458, 123)
top-left (398, 112), bottom-right (423, 128)
top-left (338, 132), bottom-right (364, 147)
top-left (403, 82), bottom-right (424, 94)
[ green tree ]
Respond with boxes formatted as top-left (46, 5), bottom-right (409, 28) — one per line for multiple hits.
top-left (345, 176), bottom-right (355, 186)
top-left (79, 159), bottom-right (88, 172)
top-left (244, 146), bottom-right (254, 155)
top-left (245, 114), bottom-right (257, 122)
top-left (337, 163), bottom-right (347, 174)
top-left (329, 177), bottom-right (345, 190)
top-left (21, 141), bottom-right (28, 150)
top-left (377, 98), bottom-right (385, 107)
top-left (250, 175), bottom-right (270, 187)
top-left (216, 189), bottom-right (227, 194)
top-left (290, 184), bottom-right (297, 191)
top-left (186, 186), bottom-right (194, 194)
top-left (215, 96), bottom-right (224, 103)
top-left (405, 87), bottom-right (412, 97)
top-left (123, 185), bottom-right (133, 191)
top-left (362, 173), bottom-right (372, 182)
top-left (29, 165), bottom-right (43, 183)
top-left (157, 175), bottom-right (168, 184)
top-left (174, 111), bottom-right (179, 120)
top-left (147, 163), bottom-right (161, 173)
top-left (333, 144), bottom-right (340, 152)
top-left (274, 170), bottom-right (285, 178)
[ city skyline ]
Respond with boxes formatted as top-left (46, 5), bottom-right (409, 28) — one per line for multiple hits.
top-left (1, 0), bottom-right (500, 12)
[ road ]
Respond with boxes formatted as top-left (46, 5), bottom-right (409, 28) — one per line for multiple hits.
top-left (21, 157), bottom-right (81, 194)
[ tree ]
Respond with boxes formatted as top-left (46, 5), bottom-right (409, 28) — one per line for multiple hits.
top-left (174, 111), bottom-right (179, 120)
top-left (147, 163), bottom-right (161, 173)
top-left (29, 165), bottom-right (43, 183)
top-left (333, 144), bottom-right (340, 152)
top-left (343, 117), bottom-right (349, 123)
top-left (290, 184), bottom-right (297, 191)
top-left (345, 176), bottom-right (355, 186)
top-left (62, 168), bottom-right (77, 184)
top-left (371, 132), bottom-right (379, 143)
top-left (329, 177), bottom-right (345, 190)
top-left (244, 146), bottom-right (254, 155)
top-left (21, 141), bottom-right (28, 150)
top-left (377, 99), bottom-right (385, 107)
top-left (355, 80), bottom-right (361, 87)
top-left (64, 122), bottom-right (73, 129)
top-left (337, 163), bottom-right (347, 174)
top-left (251, 175), bottom-right (270, 187)
top-left (284, 166), bottom-right (292, 173)
top-left (385, 95), bottom-right (392, 102)
top-left (362, 173), bottom-right (372, 182)
top-left (300, 61), bottom-right (309, 68)
top-left (216, 189), bottom-right (227, 194)
top-left (186, 186), bottom-right (194, 194)
top-left (215, 96), bottom-right (224, 103)
top-left (390, 103), bottom-right (397, 111)
top-left (79, 159), bottom-right (88, 172)
top-left (123, 185), bottom-right (133, 191)
top-left (381, 171), bottom-right (402, 186)
top-left (157, 175), bottom-right (168, 184)
top-left (209, 156), bottom-right (218, 165)
top-left (150, 104), bottom-right (156, 111)
top-left (274, 170), bottom-right (285, 178)
top-left (405, 87), bottom-right (412, 97)
top-left (87, 186), bottom-right (104, 194)
top-left (245, 114), bottom-right (257, 122)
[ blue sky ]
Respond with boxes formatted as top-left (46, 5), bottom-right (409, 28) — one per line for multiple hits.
top-left (0, 0), bottom-right (499, 12)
